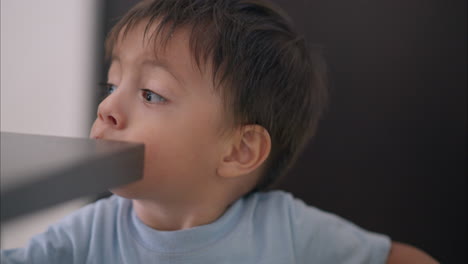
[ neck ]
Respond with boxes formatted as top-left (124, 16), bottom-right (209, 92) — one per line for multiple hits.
top-left (132, 194), bottom-right (232, 231)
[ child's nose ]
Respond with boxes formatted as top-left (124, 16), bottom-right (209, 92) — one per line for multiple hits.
top-left (96, 95), bottom-right (127, 130)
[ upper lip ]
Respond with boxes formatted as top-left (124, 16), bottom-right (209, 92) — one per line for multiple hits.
top-left (90, 133), bottom-right (102, 140)
top-left (90, 127), bottom-right (104, 139)
top-left (92, 135), bottom-right (119, 141)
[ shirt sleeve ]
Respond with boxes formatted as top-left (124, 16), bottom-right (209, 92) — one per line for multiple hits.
top-left (1, 226), bottom-right (78, 264)
top-left (289, 196), bottom-right (391, 264)
top-left (1, 203), bottom-right (96, 264)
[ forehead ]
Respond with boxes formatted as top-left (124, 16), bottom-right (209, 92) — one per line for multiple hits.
top-left (108, 19), bottom-right (233, 110)
top-left (111, 20), bottom-right (231, 103)
top-left (110, 19), bottom-right (220, 90)
top-left (112, 21), bottom-right (186, 63)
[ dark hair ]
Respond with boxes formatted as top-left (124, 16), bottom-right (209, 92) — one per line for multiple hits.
top-left (105, 0), bottom-right (327, 191)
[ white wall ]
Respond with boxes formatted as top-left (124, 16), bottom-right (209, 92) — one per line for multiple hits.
top-left (1, 0), bottom-right (98, 137)
top-left (0, 0), bottom-right (99, 248)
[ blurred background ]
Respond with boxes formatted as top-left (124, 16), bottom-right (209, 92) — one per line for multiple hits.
top-left (0, 0), bottom-right (102, 250)
top-left (1, 0), bottom-right (466, 262)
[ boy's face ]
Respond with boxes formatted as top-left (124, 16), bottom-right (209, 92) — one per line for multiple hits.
top-left (90, 21), bottom-right (229, 200)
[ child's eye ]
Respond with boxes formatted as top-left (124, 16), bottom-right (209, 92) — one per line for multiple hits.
top-left (99, 82), bottom-right (117, 96)
top-left (106, 84), bottom-right (117, 95)
top-left (141, 89), bottom-right (167, 104)
top-left (97, 82), bottom-right (117, 101)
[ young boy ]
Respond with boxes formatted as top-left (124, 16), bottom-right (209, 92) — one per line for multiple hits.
top-left (2, 0), bottom-right (437, 263)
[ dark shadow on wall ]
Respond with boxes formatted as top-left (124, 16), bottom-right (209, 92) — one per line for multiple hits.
top-left (271, 0), bottom-right (467, 263)
top-left (96, 1), bottom-right (467, 263)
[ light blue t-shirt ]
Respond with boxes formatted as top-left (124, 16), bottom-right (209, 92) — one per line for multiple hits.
top-left (1, 191), bottom-right (390, 263)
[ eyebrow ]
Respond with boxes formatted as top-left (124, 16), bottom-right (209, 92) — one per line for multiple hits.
top-left (111, 55), bottom-right (185, 88)
top-left (141, 58), bottom-right (185, 87)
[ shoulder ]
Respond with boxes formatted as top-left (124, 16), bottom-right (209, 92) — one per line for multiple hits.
top-left (242, 190), bottom-right (349, 245)
top-left (51, 194), bottom-right (132, 246)
top-left (244, 190), bottom-right (391, 264)
top-left (40, 194), bottom-right (128, 244)
top-left (56, 195), bottom-right (125, 228)
top-left (245, 190), bottom-right (298, 209)
top-left (245, 190), bottom-right (335, 224)
top-left (1, 195), bottom-right (130, 263)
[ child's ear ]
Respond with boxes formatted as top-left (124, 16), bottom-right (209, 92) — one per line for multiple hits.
top-left (217, 125), bottom-right (271, 179)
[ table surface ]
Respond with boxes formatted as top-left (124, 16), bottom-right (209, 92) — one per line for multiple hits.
top-left (0, 132), bottom-right (144, 222)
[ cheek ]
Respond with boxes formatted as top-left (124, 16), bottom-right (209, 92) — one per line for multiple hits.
top-left (141, 120), bottom-right (222, 176)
